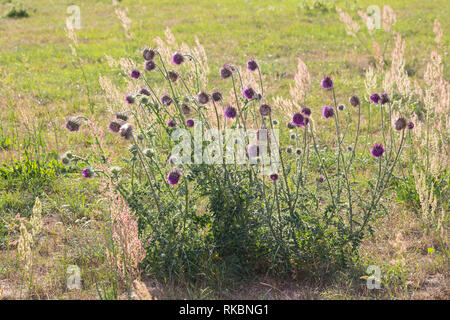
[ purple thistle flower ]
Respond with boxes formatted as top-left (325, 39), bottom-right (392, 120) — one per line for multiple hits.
top-left (259, 104), bottom-right (272, 116)
top-left (181, 103), bottom-right (191, 115)
top-left (301, 107), bottom-right (311, 117)
top-left (186, 119), bottom-right (195, 127)
top-left (242, 86), bottom-right (256, 100)
top-left (172, 52), bottom-right (185, 65)
top-left (145, 60), bottom-right (156, 71)
top-left (269, 173), bottom-right (279, 181)
top-left (109, 119), bottom-right (125, 133)
top-left (131, 70), bottom-right (141, 79)
top-left (119, 123), bottom-right (133, 140)
top-left (257, 93), bottom-right (263, 101)
top-left (321, 76), bottom-right (333, 90)
top-left (408, 121), bottom-right (414, 130)
top-left (380, 93), bottom-right (390, 105)
top-left (322, 105), bottom-right (335, 119)
top-left (65, 116), bottom-right (82, 132)
top-left (82, 167), bottom-right (94, 179)
top-left (395, 117), bottom-right (407, 130)
top-left (116, 112), bottom-right (128, 121)
top-left (220, 64), bottom-right (233, 79)
top-left (247, 144), bottom-right (259, 158)
top-left (142, 48), bottom-right (156, 61)
top-left (247, 59), bottom-right (258, 71)
top-left (224, 105), bottom-right (237, 119)
top-left (125, 94), bottom-right (135, 104)
top-left (211, 91), bottom-right (222, 102)
top-left (338, 104), bottom-right (345, 111)
top-left (167, 169), bottom-right (181, 185)
top-left (317, 175), bottom-right (325, 183)
top-left (161, 94), bottom-right (173, 106)
top-left (370, 93), bottom-right (381, 104)
top-left (371, 143), bottom-right (385, 158)
top-left (167, 119), bottom-right (176, 128)
top-left (198, 91), bottom-right (209, 104)
top-left (292, 113), bottom-right (305, 126)
top-left (349, 94), bottom-right (361, 107)
top-left (168, 70), bottom-right (178, 82)
top-left (139, 87), bottom-right (151, 96)
top-left (287, 122), bottom-right (296, 129)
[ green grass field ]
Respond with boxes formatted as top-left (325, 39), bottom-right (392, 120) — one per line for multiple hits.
top-left (0, 0), bottom-right (448, 299)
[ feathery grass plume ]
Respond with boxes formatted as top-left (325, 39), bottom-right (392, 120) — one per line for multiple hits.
top-left (289, 57), bottom-right (310, 105)
top-left (114, 7), bottom-right (133, 39)
top-left (433, 19), bottom-right (443, 46)
top-left (358, 10), bottom-right (375, 35)
top-left (103, 179), bottom-right (145, 285)
top-left (17, 222), bottom-right (33, 280)
top-left (132, 280), bottom-right (155, 300)
top-left (413, 168), bottom-right (438, 233)
top-left (364, 67), bottom-right (377, 96)
top-left (336, 8), bottom-right (360, 37)
top-left (30, 197), bottom-right (42, 240)
top-left (382, 5), bottom-right (396, 32)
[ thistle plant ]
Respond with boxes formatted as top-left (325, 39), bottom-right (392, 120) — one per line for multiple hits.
top-left (67, 31), bottom-right (409, 280)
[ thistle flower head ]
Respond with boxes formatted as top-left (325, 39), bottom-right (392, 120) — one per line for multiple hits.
top-left (259, 104), bottom-right (272, 116)
top-left (186, 118), bottom-right (195, 127)
top-left (211, 91), bottom-right (222, 102)
top-left (220, 63), bottom-right (233, 79)
top-left (161, 94), bottom-right (173, 106)
top-left (286, 146), bottom-right (293, 154)
top-left (119, 123), bottom-right (133, 139)
top-left (181, 103), bottom-right (191, 115)
top-left (109, 119), bottom-right (126, 133)
top-left (317, 175), bottom-right (325, 183)
top-left (272, 119), bottom-right (279, 126)
top-left (139, 87), bottom-right (151, 96)
top-left (172, 52), bottom-right (184, 65)
top-left (126, 94), bottom-right (135, 104)
top-left (292, 113), bottom-right (305, 126)
top-left (349, 94), bottom-right (361, 107)
top-left (338, 104), bottom-right (345, 111)
top-left (145, 60), bottom-right (156, 71)
top-left (301, 107), bottom-right (311, 117)
top-left (247, 58), bottom-right (258, 71)
top-left (131, 70), bottom-right (141, 79)
top-left (242, 86), bottom-right (256, 100)
top-left (198, 91), bottom-right (209, 104)
top-left (295, 148), bottom-right (302, 156)
top-left (269, 173), bottom-right (278, 181)
top-left (61, 156), bottom-right (70, 165)
top-left (371, 143), bottom-right (385, 158)
top-left (370, 93), bottom-right (381, 104)
top-left (408, 121), bottom-right (414, 130)
top-left (143, 148), bottom-right (154, 158)
top-left (290, 133), bottom-right (297, 140)
top-left (168, 70), bottom-right (178, 82)
top-left (167, 169), bottom-right (181, 185)
top-left (224, 105), bottom-right (237, 119)
top-left (321, 76), bottom-right (333, 90)
top-left (380, 93), bottom-right (390, 105)
top-left (395, 117), bottom-right (407, 130)
top-left (82, 167), bottom-right (94, 178)
top-left (322, 105), bottom-right (334, 119)
top-left (142, 48), bottom-right (156, 61)
top-left (116, 112), bottom-right (128, 121)
top-left (167, 118), bottom-right (176, 128)
top-left (65, 116), bottom-right (82, 132)
top-left (287, 122), bottom-right (296, 129)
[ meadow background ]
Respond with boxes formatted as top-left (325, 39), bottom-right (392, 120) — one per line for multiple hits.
top-left (0, 0), bottom-right (448, 299)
